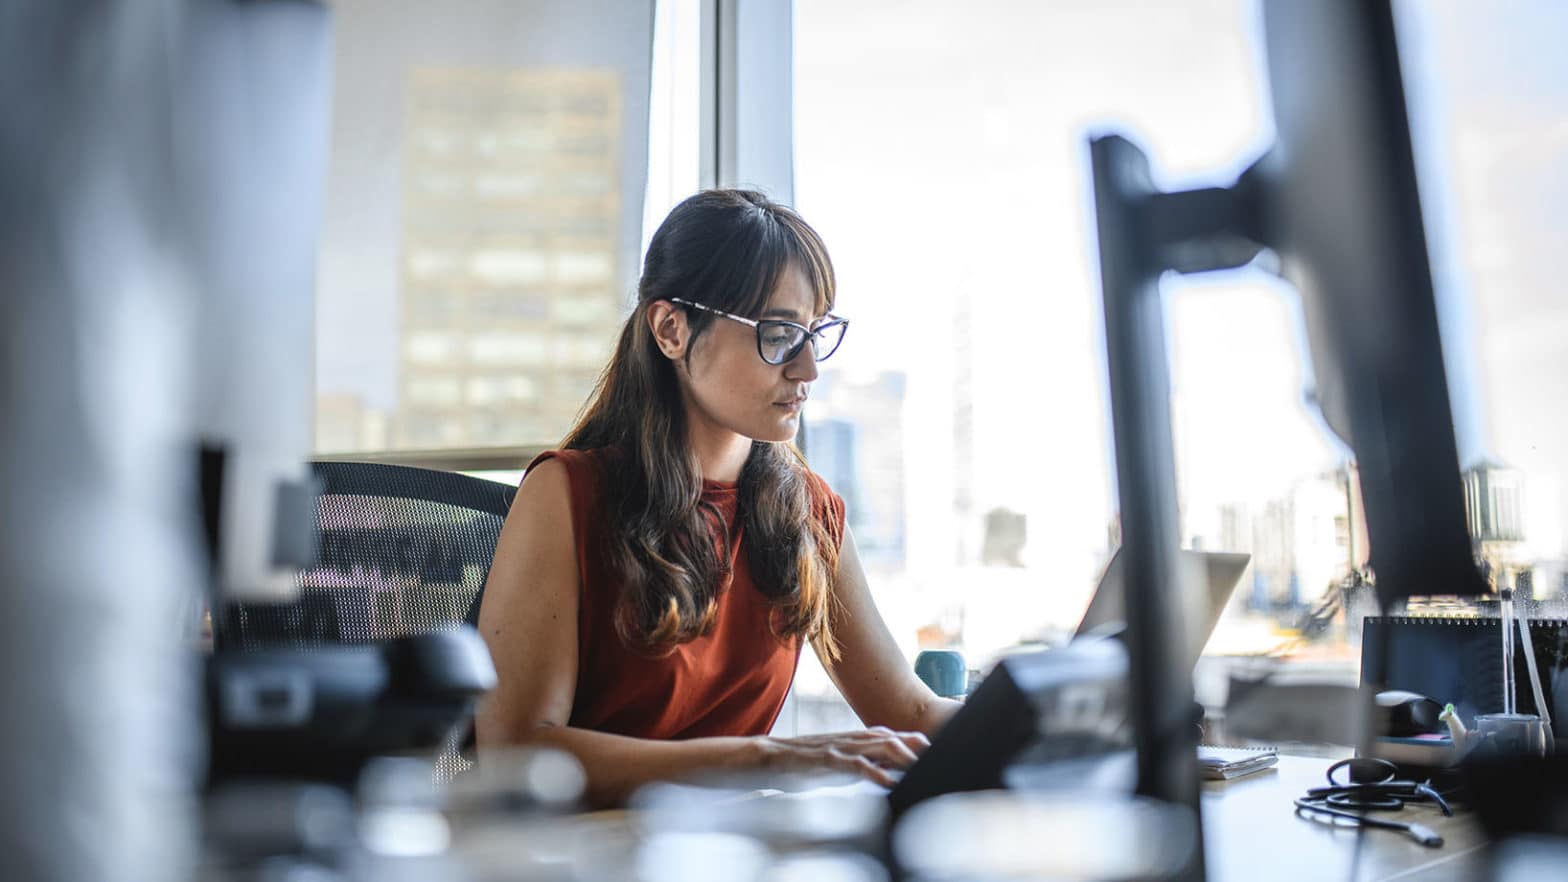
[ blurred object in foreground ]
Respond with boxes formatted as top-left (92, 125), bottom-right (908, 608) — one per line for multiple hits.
top-left (447, 746), bottom-right (588, 817)
top-left (0, 2), bottom-right (202, 879)
top-left (893, 791), bottom-right (1197, 882)
top-left (1224, 676), bottom-right (1365, 748)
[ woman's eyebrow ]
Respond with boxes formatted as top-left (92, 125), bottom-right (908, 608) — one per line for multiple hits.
top-left (759, 307), bottom-right (806, 321)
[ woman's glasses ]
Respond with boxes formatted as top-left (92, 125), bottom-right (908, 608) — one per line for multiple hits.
top-left (669, 298), bottom-right (849, 365)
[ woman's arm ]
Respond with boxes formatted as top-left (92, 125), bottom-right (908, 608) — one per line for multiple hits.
top-left (816, 527), bottom-right (964, 738)
top-left (517, 726), bottom-right (922, 806)
top-left (475, 459), bottom-right (923, 806)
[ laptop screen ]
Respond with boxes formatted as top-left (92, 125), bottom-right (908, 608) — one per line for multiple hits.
top-left (1077, 549), bottom-right (1250, 670)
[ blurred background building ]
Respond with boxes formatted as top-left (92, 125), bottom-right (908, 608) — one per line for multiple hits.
top-left (393, 68), bottom-right (621, 449)
top-left (315, 0), bottom-right (649, 457)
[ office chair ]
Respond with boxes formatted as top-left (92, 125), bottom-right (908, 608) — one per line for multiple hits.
top-left (214, 460), bottom-right (517, 781)
top-left (216, 461), bottom-right (515, 647)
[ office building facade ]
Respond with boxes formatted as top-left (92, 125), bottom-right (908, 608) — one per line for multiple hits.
top-left (394, 67), bottom-right (625, 449)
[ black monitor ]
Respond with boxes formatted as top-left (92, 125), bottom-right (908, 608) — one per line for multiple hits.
top-left (1086, 0), bottom-right (1486, 874)
top-left (887, 637), bottom-right (1133, 822)
top-left (1093, 0), bottom-right (1484, 618)
top-left (1251, 0), bottom-right (1486, 603)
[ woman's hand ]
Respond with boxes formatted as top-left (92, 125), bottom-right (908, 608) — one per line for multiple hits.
top-left (758, 726), bottom-right (930, 787)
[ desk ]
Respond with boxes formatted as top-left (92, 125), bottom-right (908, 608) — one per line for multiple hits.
top-left (451, 755), bottom-right (1488, 880)
top-left (1203, 755), bottom-right (1485, 882)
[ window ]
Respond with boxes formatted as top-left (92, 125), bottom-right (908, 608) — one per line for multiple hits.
top-left (314, 0), bottom-right (665, 460)
top-left (790, 0), bottom-right (1261, 731)
top-left (793, 0), bottom-right (1567, 739)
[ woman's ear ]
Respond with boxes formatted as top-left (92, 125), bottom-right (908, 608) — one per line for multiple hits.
top-left (646, 300), bottom-right (688, 361)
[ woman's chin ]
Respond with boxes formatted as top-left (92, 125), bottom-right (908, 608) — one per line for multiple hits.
top-left (751, 416), bottom-right (800, 444)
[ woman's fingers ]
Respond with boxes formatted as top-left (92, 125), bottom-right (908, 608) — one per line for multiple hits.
top-left (830, 729), bottom-right (921, 769)
top-left (865, 734), bottom-right (921, 768)
top-left (863, 727), bottom-right (928, 764)
top-left (827, 748), bottom-right (899, 787)
top-left (766, 727), bottom-right (931, 783)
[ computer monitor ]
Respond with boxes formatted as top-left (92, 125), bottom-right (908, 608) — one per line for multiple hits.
top-left (1086, 0), bottom-right (1486, 870)
top-left (1251, 0), bottom-right (1485, 603)
top-left (887, 637), bottom-right (1133, 822)
top-left (1095, 0), bottom-right (1484, 612)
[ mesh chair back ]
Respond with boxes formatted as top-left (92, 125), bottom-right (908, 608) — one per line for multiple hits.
top-left (216, 461), bottom-right (516, 649)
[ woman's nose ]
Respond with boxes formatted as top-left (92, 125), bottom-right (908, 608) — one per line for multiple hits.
top-left (785, 343), bottom-right (819, 382)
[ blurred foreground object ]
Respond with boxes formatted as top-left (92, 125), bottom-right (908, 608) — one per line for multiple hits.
top-left (894, 792), bottom-right (1196, 882)
top-left (1, 1), bottom-right (332, 879)
top-left (0, 2), bottom-right (200, 879)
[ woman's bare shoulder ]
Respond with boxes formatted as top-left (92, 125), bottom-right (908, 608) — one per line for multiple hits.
top-left (483, 458), bottom-right (579, 624)
top-left (517, 454), bottom-right (572, 504)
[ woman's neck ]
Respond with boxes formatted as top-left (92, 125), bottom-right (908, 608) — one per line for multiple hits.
top-left (684, 413), bottom-right (752, 484)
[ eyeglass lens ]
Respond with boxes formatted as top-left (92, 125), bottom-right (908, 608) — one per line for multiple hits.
top-left (759, 321), bottom-right (846, 364)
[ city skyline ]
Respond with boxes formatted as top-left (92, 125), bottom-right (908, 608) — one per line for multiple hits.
top-left (793, 0), bottom-right (1568, 584)
top-left (393, 66), bottom-right (623, 449)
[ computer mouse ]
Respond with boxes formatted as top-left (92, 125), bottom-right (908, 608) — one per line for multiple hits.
top-left (1376, 689), bottom-right (1446, 737)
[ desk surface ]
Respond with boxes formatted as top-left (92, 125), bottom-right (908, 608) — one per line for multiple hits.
top-left (1202, 755), bottom-right (1485, 882)
top-left (452, 755), bottom-right (1488, 881)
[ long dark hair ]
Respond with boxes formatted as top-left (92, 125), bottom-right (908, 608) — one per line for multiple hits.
top-left (561, 189), bottom-right (842, 658)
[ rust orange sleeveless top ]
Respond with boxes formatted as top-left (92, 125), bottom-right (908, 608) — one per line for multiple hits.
top-left (526, 448), bottom-right (845, 740)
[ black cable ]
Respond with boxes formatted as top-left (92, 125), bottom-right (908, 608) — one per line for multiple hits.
top-left (1293, 798), bottom-right (1444, 847)
top-left (1296, 755), bottom-right (1453, 850)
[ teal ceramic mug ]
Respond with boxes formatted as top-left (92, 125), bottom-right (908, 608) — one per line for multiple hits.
top-left (914, 649), bottom-right (967, 698)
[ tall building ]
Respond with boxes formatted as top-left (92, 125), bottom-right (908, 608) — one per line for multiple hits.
top-left (806, 370), bottom-right (908, 570)
top-left (1225, 470), bottom-right (1355, 612)
top-left (1464, 461), bottom-right (1525, 543)
top-left (315, 393), bottom-right (391, 453)
top-left (394, 67), bottom-right (625, 449)
top-left (1464, 460), bottom-right (1528, 589)
top-left (804, 417), bottom-right (861, 519)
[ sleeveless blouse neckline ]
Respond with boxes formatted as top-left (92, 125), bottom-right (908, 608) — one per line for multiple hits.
top-left (701, 478), bottom-right (738, 496)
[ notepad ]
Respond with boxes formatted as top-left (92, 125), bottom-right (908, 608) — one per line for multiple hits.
top-left (1197, 744), bottom-right (1279, 780)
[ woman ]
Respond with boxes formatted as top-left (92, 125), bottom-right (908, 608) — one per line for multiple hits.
top-left (476, 189), bottom-right (961, 806)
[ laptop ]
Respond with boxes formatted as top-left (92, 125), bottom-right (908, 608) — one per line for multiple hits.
top-left (883, 548), bottom-right (1251, 817)
top-left (1075, 548), bottom-right (1252, 668)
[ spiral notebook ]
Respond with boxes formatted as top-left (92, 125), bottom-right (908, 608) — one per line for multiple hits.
top-left (1197, 744), bottom-right (1278, 780)
top-left (1361, 616), bottom-right (1568, 722)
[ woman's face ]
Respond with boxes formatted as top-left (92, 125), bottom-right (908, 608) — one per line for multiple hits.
top-left (662, 263), bottom-right (824, 444)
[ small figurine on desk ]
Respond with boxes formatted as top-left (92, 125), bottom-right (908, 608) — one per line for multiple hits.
top-left (1442, 703), bottom-right (1551, 760)
top-left (1443, 587), bottom-right (1556, 760)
